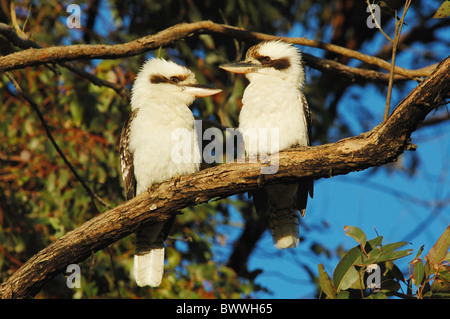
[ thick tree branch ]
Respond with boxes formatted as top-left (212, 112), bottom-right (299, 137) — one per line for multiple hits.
top-left (0, 20), bottom-right (437, 81)
top-left (0, 56), bottom-right (448, 299)
top-left (0, 22), bottom-right (130, 99)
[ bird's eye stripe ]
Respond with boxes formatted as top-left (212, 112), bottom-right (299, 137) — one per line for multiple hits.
top-left (149, 74), bottom-right (168, 84)
top-left (149, 74), bottom-right (188, 84)
top-left (271, 57), bottom-right (291, 70)
top-left (252, 55), bottom-right (291, 70)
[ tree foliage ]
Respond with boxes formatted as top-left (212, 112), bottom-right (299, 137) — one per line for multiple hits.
top-left (0, 0), bottom-right (449, 298)
top-left (318, 225), bottom-right (450, 299)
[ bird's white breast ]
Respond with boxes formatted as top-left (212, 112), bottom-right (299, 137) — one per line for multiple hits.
top-left (130, 102), bottom-right (200, 195)
top-left (239, 76), bottom-right (308, 156)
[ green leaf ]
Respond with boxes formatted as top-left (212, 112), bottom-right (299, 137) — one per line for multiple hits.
top-left (332, 236), bottom-right (383, 291)
top-left (332, 245), bottom-right (363, 291)
top-left (381, 241), bottom-right (410, 254)
top-left (412, 259), bottom-right (425, 287)
top-left (344, 225), bottom-right (367, 247)
top-left (425, 225), bottom-right (450, 273)
top-left (431, 271), bottom-right (450, 293)
top-left (349, 268), bottom-right (365, 290)
top-left (380, 249), bottom-right (413, 262)
top-left (415, 244), bottom-right (425, 258)
top-left (318, 264), bottom-right (336, 299)
top-left (363, 245), bottom-right (412, 265)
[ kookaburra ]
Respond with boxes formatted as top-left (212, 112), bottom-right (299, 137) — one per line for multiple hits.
top-left (120, 58), bottom-right (221, 287)
top-left (220, 40), bottom-right (313, 249)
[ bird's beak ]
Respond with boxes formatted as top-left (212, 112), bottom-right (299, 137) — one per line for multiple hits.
top-left (219, 61), bottom-right (261, 74)
top-left (182, 84), bottom-right (222, 97)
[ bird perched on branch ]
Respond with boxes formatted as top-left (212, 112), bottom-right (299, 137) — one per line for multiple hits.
top-left (220, 40), bottom-right (313, 249)
top-left (120, 58), bottom-right (221, 287)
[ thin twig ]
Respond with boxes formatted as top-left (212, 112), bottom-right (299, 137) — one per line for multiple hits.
top-left (384, 14), bottom-right (400, 121)
top-left (366, 0), bottom-right (394, 43)
top-left (9, 2), bottom-right (25, 38)
top-left (4, 72), bottom-right (113, 209)
top-left (384, 0), bottom-right (411, 121)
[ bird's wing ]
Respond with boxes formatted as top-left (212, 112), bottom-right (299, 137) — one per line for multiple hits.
top-left (119, 108), bottom-right (139, 201)
top-left (300, 91), bottom-right (313, 147)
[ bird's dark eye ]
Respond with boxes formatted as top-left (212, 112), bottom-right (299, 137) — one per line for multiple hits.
top-left (261, 56), bottom-right (271, 64)
top-left (170, 76), bottom-right (180, 83)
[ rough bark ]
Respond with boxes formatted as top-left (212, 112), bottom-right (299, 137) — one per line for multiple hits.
top-left (0, 20), bottom-right (437, 80)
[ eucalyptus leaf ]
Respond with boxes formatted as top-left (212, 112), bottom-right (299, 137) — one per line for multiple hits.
top-left (363, 246), bottom-right (412, 265)
top-left (332, 236), bottom-right (383, 291)
top-left (332, 246), bottom-right (363, 291)
top-left (412, 259), bottom-right (425, 287)
top-left (425, 225), bottom-right (450, 270)
top-left (318, 264), bottom-right (336, 299)
top-left (344, 225), bottom-right (367, 247)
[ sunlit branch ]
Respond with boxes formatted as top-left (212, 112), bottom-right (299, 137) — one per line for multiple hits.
top-left (0, 21), bottom-right (437, 80)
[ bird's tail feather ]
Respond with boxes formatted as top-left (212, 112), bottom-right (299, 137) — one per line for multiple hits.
top-left (133, 223), bottom-right (165, 287)
top-left (264, 184), bottom-right (301, 249)
top-left (133, 247), bottom-right (165, 287)
top-left (269, 207), bottom-right (300, 249)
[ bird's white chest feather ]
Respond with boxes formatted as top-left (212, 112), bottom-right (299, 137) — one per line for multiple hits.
top-left (130, 103), bottom-right (199, 194)
top-left (239, 77), bottom-right (308, 155)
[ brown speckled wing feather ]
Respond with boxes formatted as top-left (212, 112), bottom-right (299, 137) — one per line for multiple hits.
top-left (119, 108), bottom-right (139, 201)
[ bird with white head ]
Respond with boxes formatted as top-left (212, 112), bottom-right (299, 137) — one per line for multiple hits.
top-left (120, 58), bottom-right (221, 287)
top-left (220, 40), bottom-right (313, 249)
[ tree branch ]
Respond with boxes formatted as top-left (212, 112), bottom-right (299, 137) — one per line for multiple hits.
top-left (0, 55), bottom-right (448, 299)
top-left (0, 20), bottom-right (437, 81)
top-left (302, 52), bottom-right (408, 84)
top-left (0, 22), bottom-right (130, 99)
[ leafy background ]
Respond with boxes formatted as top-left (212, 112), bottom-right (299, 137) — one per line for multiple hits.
top-left (0, 0), bottom-right (449, 298)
